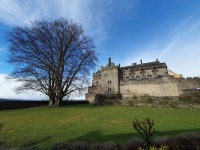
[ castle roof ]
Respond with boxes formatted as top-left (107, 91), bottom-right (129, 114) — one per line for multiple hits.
top-left (120, 59), bottom-right (167, 71)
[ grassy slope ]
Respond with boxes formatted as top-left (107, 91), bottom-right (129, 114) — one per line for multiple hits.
top-left (0, 104), bottom-right (200, 149)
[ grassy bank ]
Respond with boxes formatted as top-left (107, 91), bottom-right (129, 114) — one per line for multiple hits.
top-left (0, 104), bottom-right (200, 149)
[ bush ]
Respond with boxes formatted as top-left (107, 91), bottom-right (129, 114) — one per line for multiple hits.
top-left (154, 135), bottom-right (173, 146)
top-left (71, 141), bottom-right (88, 150)
top-left (138, 146), bottom-right (169, 150)
top-left (10, 146), bottom-right (42, 150)
top-left (102, 141), bottom-right (119, 150)
top-left (50, 142), bottom-right (71, 150)
top-left (180, 93), bottom-right (200, 104)
top-left (154, 132), bottom-right (200, 150)
top-left (95, 94), bottom-right (107, 105)
top-left (132, 118), bottom-right (157, 150)
top-left (124, 138), bottom-right (143, 150)
top-left (94, 94), bottom-right (122, 105)
top-left (90, 143), bottom-right (103, 150)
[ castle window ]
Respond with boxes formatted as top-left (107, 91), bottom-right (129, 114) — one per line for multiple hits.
top-left (108, 88), bottom-right (111, 92)
top-left (96, 81), bottom-right (99, 85)
top-left (147, 75), bottom-right (152, 80)
top-left (136, 76), bottom-right (140, 80)
top-left (107, 80), bottom-right (111, 84)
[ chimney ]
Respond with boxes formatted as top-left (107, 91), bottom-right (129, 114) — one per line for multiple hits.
top-left (140, 59), bottom-right (142, 64)
top-left (108, 58), bottom-right (111, 66)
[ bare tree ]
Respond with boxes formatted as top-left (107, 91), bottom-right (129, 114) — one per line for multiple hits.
top-left (8, 18), bottom-right (98, 106)
top-left (132, 117), bottom-right (157, 150)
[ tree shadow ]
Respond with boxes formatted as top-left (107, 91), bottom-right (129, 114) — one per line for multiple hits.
top-left (22, 135), bottom-right (52, 147)
top-left (68, 130), bottom-right (139, 143)
top-left (68, 128), bottom-right (200, 144)
top-left (0, 141), bottom-right (5, 146)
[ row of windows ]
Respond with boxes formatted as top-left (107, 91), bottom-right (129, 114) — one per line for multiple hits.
top-left (93, 80), bottom-right (112, 86)
top-left (125, 75), bottom-right (153, 80)
top-left (123, 69), bottom-right (159, 73)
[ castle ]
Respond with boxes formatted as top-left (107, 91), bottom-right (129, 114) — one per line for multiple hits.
top-left (86, 58), bottom-right (199, 103)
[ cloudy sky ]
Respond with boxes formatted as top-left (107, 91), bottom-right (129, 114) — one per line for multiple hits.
top-left (0, 0), bottom-right (200, 99)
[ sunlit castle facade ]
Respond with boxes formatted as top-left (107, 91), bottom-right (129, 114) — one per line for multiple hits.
top-left (85, 58), bottom-right (197, 103)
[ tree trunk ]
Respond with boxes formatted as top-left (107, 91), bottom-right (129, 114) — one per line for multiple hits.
top-left (54, 91), bottom-right (64, 106)
top-left (49, 99), bottom-right (55, 106)
top-left (54, 99), bottom-right (60, 106)
top-left (48, 94), bottom-right (55, 106)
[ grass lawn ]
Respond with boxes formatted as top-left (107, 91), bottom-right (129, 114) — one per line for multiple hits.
top-left (0, 104), bottom-right (200, 149)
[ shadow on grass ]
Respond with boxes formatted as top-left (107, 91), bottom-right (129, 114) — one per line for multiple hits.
top-left (68, 130), bottom-right (137, 143)
top-left (23, 135), bottom-right (52, 147)
top-left (68, 128), bottom-right (200, 144)
top-left (0, 141), bottom-right (5, 147)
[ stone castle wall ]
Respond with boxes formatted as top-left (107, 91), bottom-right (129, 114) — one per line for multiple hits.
top-left (85, 86), bottom-right (102, 103)
top-left (120, 78), bottom-right (179, 98)
top-left (86, 58), bottom-right (200, 103)
top-left (177, 77), bottom-right (200, 94)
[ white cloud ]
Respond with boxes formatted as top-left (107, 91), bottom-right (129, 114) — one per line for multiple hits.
top-left (0, 0), bottom-right (138, 44)
top-left (0, 74), bottom-right (47, 100)
top-left (124, 18), bottom-right (200, 78)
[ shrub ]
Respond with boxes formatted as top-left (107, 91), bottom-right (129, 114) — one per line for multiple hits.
top-left (132, 118), bottom-right (157, 150)
top-left (102, 141), bottom-right (119, 150)
top-left (138, 145), bottom-right (169, 150)
top-left (71, 141), bottom-right (88, 150)
top-left (20, 146), bottom-right (42, 150)
top-left (124, 138), bottom-right (143, 150)
top-left (154, 135), bottom-right (173, 146)
top-left (10, 146), bottom-right (42, 150)
top-left (95, 94), bottom-right (107, 105)
top-left (154, 132), bottom-right (200, 150)
top-left (94, 94), bottom-right (122, 105)
top-left (180, 94), bottom-right (200, 104)
top-left (90, 142), bottom-right (103, 150)
top-left (50, 142), bottom-right (71, 150)
top-left (128, 99), bottom-right (134, 106)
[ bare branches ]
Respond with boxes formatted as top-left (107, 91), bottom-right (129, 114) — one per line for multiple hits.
top-left (132, 117), bottom-right (157, 150)
top-left (8, 18), bottom-right (98, 106)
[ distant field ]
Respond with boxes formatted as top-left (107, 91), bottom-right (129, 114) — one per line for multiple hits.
top-left (0, 104), bottom-right (200, 149)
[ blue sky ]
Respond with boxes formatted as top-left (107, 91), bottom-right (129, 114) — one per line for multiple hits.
top-left (0, 0), bottom-right (200, 99)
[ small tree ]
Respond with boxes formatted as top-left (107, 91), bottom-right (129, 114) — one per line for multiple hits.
top-left (132, 117), bottom-right (157, 150)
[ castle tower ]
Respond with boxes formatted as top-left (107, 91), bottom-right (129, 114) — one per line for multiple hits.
top-left (100, 58), bottom-right (120, 94)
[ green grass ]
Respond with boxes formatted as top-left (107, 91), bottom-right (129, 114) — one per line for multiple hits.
top-left (0, 104), bottom-right (200, 149)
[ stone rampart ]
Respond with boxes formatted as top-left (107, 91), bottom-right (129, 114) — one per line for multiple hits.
top-left (120, 78), bottom-right (179, 97)
top-left (177, 77), bottom-right (200, 94)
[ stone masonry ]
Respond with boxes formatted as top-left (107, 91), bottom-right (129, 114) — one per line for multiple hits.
top-left (85, 58), bottom-right (200, 103)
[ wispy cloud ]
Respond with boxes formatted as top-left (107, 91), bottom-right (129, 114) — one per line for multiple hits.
top-left (0, 0), bottom-right (138, 43)
top-left (0, 74), bottom-right (46, 99)
top-left (124, 17), bottom-right (200, 77)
